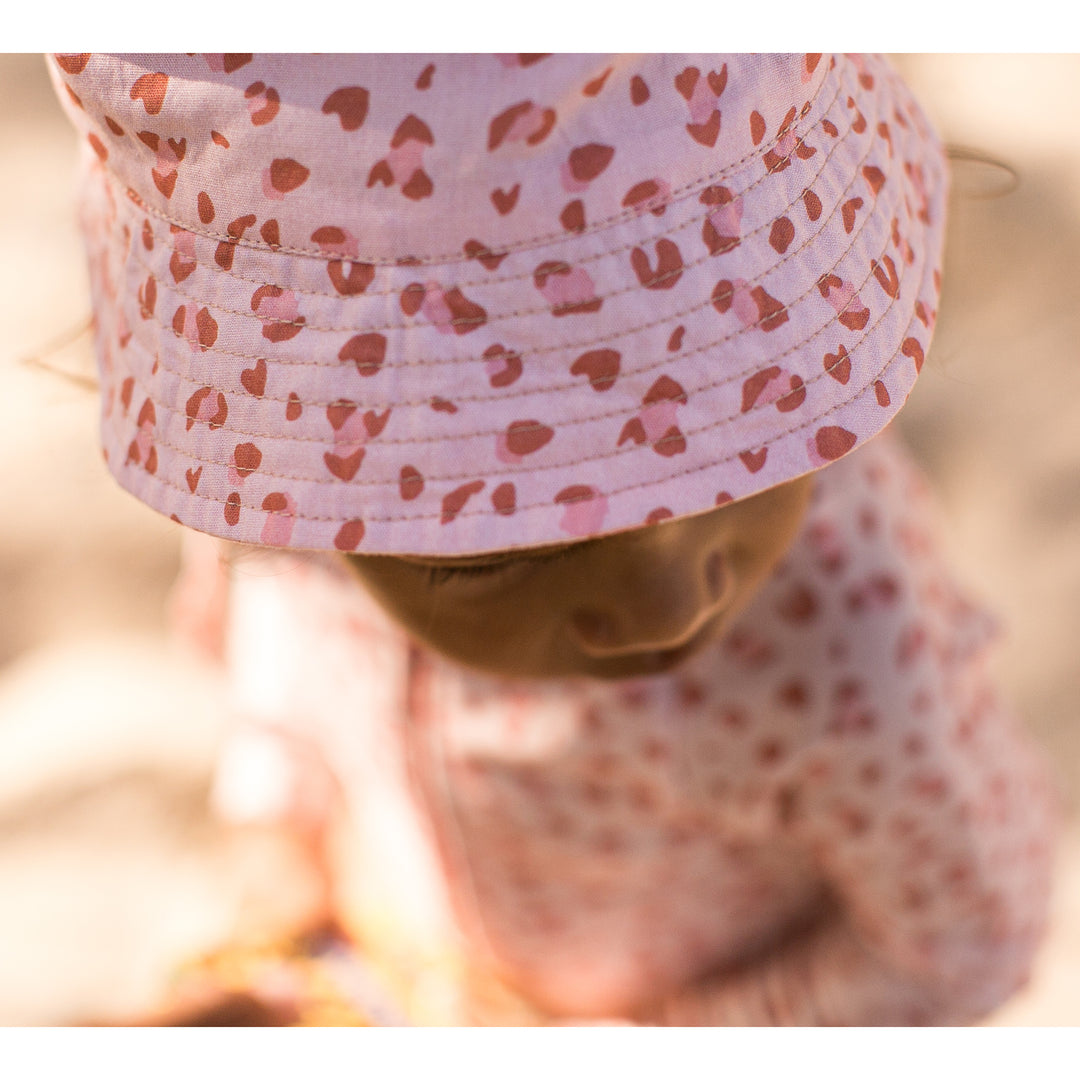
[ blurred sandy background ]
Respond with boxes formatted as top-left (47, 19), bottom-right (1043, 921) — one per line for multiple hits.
top-left (1, 53), bottom-right (1078, 1025)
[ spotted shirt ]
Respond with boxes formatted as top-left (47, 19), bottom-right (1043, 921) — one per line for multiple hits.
top-left (211, 432), bottom-right (1059, 1024)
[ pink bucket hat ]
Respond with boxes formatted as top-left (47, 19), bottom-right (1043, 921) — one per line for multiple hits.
top-left (51, 53), bottom-right (947, 555)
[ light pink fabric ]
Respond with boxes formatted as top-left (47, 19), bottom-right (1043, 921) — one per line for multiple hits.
top-left (208, 432), bottom-right (1060, 1024)
top-left (51, 53), bottom-right (946, 555)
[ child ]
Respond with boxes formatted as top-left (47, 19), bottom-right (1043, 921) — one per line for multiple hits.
top-left (50, 52), bottom-right (1059, 1025)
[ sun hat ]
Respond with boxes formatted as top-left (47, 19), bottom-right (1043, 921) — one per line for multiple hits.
top-left (50, 52), bottom-right (947, 555)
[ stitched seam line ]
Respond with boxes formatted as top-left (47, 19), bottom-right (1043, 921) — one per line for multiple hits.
top-left (122, 119), bottom-right (889, 396)
top-left (114, 225), bottom-right (922, 488)
top-left (123, 75), bottom-right (855, 297)
top-left (115, 307), bottom-right (927, 529)
top-left (119, 179), bottom-right (908, 452)
top-left (122, 89), bottom-right (873, 333)
top-left (111, 62), bottom-right (844, 267)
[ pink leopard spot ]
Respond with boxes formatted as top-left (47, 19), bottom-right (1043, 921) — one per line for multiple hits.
top-left (260, 492), bottom-right (296, 546)
top-left (555, 485), bottom-right (608, 537)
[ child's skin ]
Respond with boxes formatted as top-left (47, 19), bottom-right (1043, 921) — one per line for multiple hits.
top-left (346, 473), bottom-right (816, 681)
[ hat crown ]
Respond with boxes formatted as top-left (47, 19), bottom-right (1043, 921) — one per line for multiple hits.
top-left (82, 52), bottom-right (832, 262)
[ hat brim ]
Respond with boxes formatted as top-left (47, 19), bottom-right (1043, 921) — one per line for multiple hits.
top-left (65, 53), bottom-right (947, 554)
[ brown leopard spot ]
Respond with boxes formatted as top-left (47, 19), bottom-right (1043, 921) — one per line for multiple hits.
top-left (185, 467), bottom-right (202, 493)
top-left (224, 492), bottom-right (242, 527)
top-left (555, 485), bottom-right (596, 506)
top-left (560, 200), bottom-right (586, 233)
top-left (488, 101), bottom-right (554, 151)
top-left (644, 375), bottom-right (688, 406)
top-left (686, 111), bottom-right (721, 147)
top-left (506, 420), bottom-right (555, 456)
top-left (484, 344), bottom-right (523, 388)
top-left (618, 418), bottom-right (647, 447)
top-left (674, 67), bottom-right (699, 100)
top-left (875, 380), bottom-right (891, 407)
top-left (570, 348), bottom-right (620, 392)
top-left (752, 287), bottom-right (789, 332)
top-left (55, 54), bottom-right (91, 74)
top-left (862, 165), bottom-right (886, 195)
top-left (533, 261), bottom-right (571, 290)
top-left (269, 158), bottom-right (310, 194)
top-left (324, 448), bottom-right (365, 481)
top-left (463, 239), bottom-right (507, 271)
top-left (441, 287), bottom-right (487, 333)
top-left (667, 325), bottom-right (685, 352)
top-left (222, 55), bottom-right (252, 73)
top-left (322, 86), bottom-right (369, 131)
top-left (196, 308), bottom-right (219, 349)
top-left (492, 483), bottom-right (516, 516)
top-left (105, 116), bottom-right (124, 136)
top-left (769, 217), bottom-right (795, 254)
top-left (630, 75), bottom-right (649, 105)
top-left (630, 239), bottom-right (683, 290)
top-left (402, 169), bottom-right (434, 200)
top-left (285, 393), bottom-right (303, 421)
top-left (623, 179), bottom-right (665, 215)
top-left (233, 442), bottom-right (263, 477)
top-left (211, 130), bottom-right (229, 148)
top-left (872, 255), bottom-right (900, 299)
top-left (260, 220), bottom-right (280, 248)
top-left (245, 82), bottom-right (280, 125)
top-left (750, 110), bottom-right (766, 145)
top-left (240, 358), bottom-right (267, 397)
top-left (334, 520), bottom-right (366, 551)
top-left (392, 114), bottom-right (434, 148)
top-left (711, 281), bottom-right (736, 314)
top-left (803, 189), bottom-right (823, 221)
top-left (568, 143), bottom-right (614, 183)
top-left (654, 426), bottom-right (687, 456)
top-left (326, 400), bottom-right (357, 431)
top-left (328, 260), bottom-right (374, 296)
top-left (441, 480), bottom-right (485, 525)
top-left (153, 169), bottom-right (178, 199)
top-left (491, 185), bottom-right (520, 215)
top-left (842, 197), bottom-right (864, 234)
top-left (338, 332), bottom-right (387, 376)
top-left (130, 72), bottom-right (168, 115)
top-left (777, 375), bottom-right (806, 413)
top-left (902, 337), bottom-right (925, 373)
top-left (815, 426), bottom-right (858, 460)
top-left (197, 191), bottom-right (214, 223)
top-left (399, 466), bottom-right (424, 501)
top-left (739, 448), bottom-right (768, 473)
top-left (87, 133), bottom-right (108, 161)
top-left (824, 344), bottom-right (851, 384)
top-left (583, 66), bottom-right (612, 96)
top-left (742, 366), bottom-right (782, 413)
top-left (416, 64), bottom-right (435, 90)
top-left (362, 409), bottom-right (391, 438)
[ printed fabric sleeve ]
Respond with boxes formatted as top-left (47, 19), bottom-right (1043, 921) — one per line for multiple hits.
top-left (648, 639), bottom-right (1060, 1026)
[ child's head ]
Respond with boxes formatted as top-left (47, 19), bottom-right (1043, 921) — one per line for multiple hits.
top-left (52, 52), bottom-right (947, 649)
